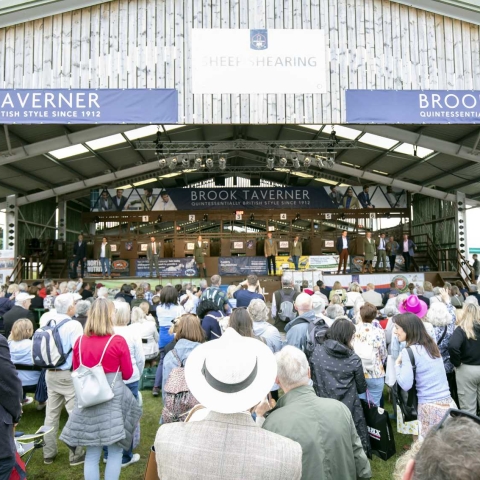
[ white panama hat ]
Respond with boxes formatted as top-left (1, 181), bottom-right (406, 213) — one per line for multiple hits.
top-left (185, 327), bottom-right (277, 414)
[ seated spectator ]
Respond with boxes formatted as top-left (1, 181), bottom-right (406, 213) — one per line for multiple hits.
top-left (179, 285), bottom-right (199, 314)
top-left (346, 282), bottom-right (363, 307)
top-left (312, 295), bottom-right (328, 321)
top-left (138, 300), bottom-right (156, 323)
top-left (5, 283), bottom-right (19, 299)
top-left (330, 293), bottom-right (344, 306)
top-left (285, 293), bottom-right (315, 351)
top-left (313, 285), bottom-right (329, 303)
top-left (130, 286), bottom-right (145, 309)
top-left (43, 284), bottom-right (58, 311)
top-left (311, 317), bottom-right (370, 455)
top-left (150, 295), bottom-right (160, 319)
top-left (464, 295), bottom-right (479, 306)
top-left (257, 346), bottom-right (372, 480)
top-left (114, 284), bottom-right (133, 305)
top-left (455, 280), bottom-right (468, 300)
top-left (350, 297), bottom-right (365, 324)
top-left (97, 286), bottom-right (109, 299)
top-left (233, 275), bottom-right (265, 308)
top-left (8, 318), bottom-right (43, 407)
top-left (423, 281), bottom-right (435, 299)
top-left (0, 288), bottom-right (15, 321)
top-left (362, 283), bottom-right (383, 307)
top-left (130, 306), bottom-right (159, 362)
top-left (29, 286), bottom-right (44, 310)
top-left (329, 281), bottom-right (347, 302)
top-left (325, 303), bottom-right (345, 327)
top-left (226, 285), bottom-right (237, 310)
top-left (74, 300), bottom-right (90, 328)
top-left (196, 299), bottom-right (223, 341)
top-left (382, 282), bottom-right (399, 306)
top-left (300, 280), bottom-right (314, 295)
top-left (80, 282), bottom-right (94, 300)
top-left (400, 410), bottom-right (480, 480)
top-left (450, 286), bottom-right (464, 308)
top-left (155, 328), bottom-right (302, 479)
top-left (415, 286), bottom-right (431, 308)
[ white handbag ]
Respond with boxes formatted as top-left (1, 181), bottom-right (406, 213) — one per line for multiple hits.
top-left (72, 335), bottom-right (120, 409)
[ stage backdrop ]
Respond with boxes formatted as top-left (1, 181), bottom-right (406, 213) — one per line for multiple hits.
top-left (91, 186), bottom-right (407, 211)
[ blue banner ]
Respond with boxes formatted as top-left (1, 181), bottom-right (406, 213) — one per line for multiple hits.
top-left (136, 258), bottom-right (198, 277)
top-left (346, 89), bottom-right (480, 124)
top-left (0, 89), bottom-right (178, 124)
top-left (218, 257), bottom-right (268, 276)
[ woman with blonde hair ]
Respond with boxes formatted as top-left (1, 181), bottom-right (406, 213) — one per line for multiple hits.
top-left (423, 281), bottom-right (434, 298)
top-left (329, 281), bottom-right (346, 302)
top-left (139, 300), bottom-right (156, 323)
top-left (60, 298), bottom-right (141, 479)
top-left (226, 284), bottom-right (237, 310)
top-left (448, 303), bottom-right (480, 415)
top-left (346, 282), bottom-right (363, 307)
top-left (130, 286), bottom-right (145, 309)
top-left (130, 306), bottom-right (159, 362)
top-left (330, 294), bottom-right (343, 306)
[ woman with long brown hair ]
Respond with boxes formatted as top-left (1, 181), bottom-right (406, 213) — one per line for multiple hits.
top-left (395, 313), bottom-right (455, 440)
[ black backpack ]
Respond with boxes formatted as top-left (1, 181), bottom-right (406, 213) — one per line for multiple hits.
top-left (289, 315), bottom-right (329, 358)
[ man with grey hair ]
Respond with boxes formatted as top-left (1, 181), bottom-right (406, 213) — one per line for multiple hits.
top-left (362, 283), bottom-right (383, 307)
top-left (200, 275), bottom-right (229, 312)
top-left (97, 286), bottom-right (109, 299)
top-left (257, 346), bottom-right (371, 480)
top-left (74, 299), bottom-right (90, 328)
top-left (285, 293), bottom-right (315, 351)
top-left (272, 273), bottom-right (299, 332)
top-left (141, 282), bottom-right (153, 304)
top-left (42, 293), bottom-right (85, 466)
top-left (3, 291), bottom-right (36, 339)
top-left (18, 282), bottom-right (28, 293)
top-left (325, 304), bottom-right (345, 327)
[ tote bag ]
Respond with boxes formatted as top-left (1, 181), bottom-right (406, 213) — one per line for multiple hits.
top-left (396, 347), bottom-right (418, 422)
top-left (71, 335), bottom-right (120, 409)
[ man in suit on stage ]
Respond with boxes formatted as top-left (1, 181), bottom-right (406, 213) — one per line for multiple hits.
top-left (97, 190), bottom-right (113, 211)
top-left (336, 230), bottom-right (350, 274)
top-left (342, 188), bottom-right (360, 209)
top-left (400, 234), bottom-right (416, 272)
top-left (357, 185), bottom-right (375, 209)
top-left (147, 236), bottom-right (161, 278)
top-left (72, 234), bottom-right (87, 279)
top-left (264, 232), bottom-right (278, 276)
top-left (112, 189), bottom-right (128, 211)
top-left (375, 232), bottom-right (387, 272)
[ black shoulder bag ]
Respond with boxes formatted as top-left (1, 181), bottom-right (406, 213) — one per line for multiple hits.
top-left (396, 347), bottom-right (418, 422)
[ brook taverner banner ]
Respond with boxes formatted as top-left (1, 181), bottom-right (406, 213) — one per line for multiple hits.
top-left (346, 90), bottom-right (480, 124)
top-left (136, 258), bottom-right (198, 277)
top-left (192, 29), bottom-right (327, 94)
top-left (218, 257), bottom-right (268, 276)
top-left (0, 89), bottom-right (178, 124)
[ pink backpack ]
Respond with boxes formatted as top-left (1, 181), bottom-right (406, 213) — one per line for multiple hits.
top-left (161, 350), bottom-right (199, 423)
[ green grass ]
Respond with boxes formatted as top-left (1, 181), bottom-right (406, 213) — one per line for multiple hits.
top-left (20, 388), bottom-right (410, 479)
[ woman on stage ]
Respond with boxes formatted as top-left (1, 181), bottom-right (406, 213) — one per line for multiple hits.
top-left (194, 235), bottom-right (207, 278)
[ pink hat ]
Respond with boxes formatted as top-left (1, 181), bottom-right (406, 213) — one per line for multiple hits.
top-left (398, 295), bottom-right (428, 319)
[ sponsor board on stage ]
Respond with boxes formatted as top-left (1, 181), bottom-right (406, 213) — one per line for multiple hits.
top-left (275, 255), bottom-right (338, 273)
top-left (85, 259), bottom-right (130, 278)
top-left (136, 258), bottom-right (198, 277)
top-left (323, 273), bottom-right (425, 293)
top-left (350, 255), bottom-right (406, 272)
top-left (292, 270), bottom-right (323, 289)
top-left (218, 257), bottom-right (268, 276)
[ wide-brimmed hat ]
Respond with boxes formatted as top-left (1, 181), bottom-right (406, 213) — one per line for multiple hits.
top-left (16, 292), bottom-right (34, 302)
top-left (398, 295), bottom-right (428, 318)
top-left (185, 327), bottom-right (277, 414)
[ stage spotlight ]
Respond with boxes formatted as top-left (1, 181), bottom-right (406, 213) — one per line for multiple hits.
top-left (250, 213), bottom-right (254, 221)
top-left (303, 157), bottom-right (311, 167)
top-left (279, 157), bottom-right (287, 167)
top-left (266, 157), bottom-right (275, 170)
top-left (219, 157), bottom-right (226, 170)
top-left (292, 157), bottom-right (300, 169)
top-left (203, 214), bottom-right (208, 221)
top-left (324, 157), bottom-right (335, 168)
top-left (169, 158), bottom-right (178, 170)
top-left (206, 158), bottom-right (214, 169)
top-left (315, 158), bottom-right (324, 168)
top-left (158, 158), bottom-right (166, 167)
top-left (329, 128), bottom-right (338, 144)
top-left (182, 157), bottom-right (189, 168)
top-left (194, 157), bottom-right (202, 168)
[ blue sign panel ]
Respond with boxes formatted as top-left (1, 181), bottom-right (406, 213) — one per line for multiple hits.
top-left (136, 258), bottom-right (198, 277)
top-left (0, 89), bottom-right (178, 124)
top-left (346, 90), bottom-right (480, 124)
top-left (218, 257), bottom-right (268, 276)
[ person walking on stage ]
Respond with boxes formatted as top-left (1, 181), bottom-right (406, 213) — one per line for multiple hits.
top-left (99, 237), bottom-right (112, 279)
top-left (289, 235), bottom-right (302, 271)
top-left (375, 232), bottom-right (387, 272)
top-left (147, 236), bottom-right (161, 278)
top-left (194, 235), bottom-right (207, 278)
top-left (386, 235), bottom-right (399, 272)
top-left (362, 231), bottom-right (376, 274)
top-left (336, 230), bottom-right (350, 274)
top-left (72, 234), bottom-right (87, 279)
top-left (400, 234), bottom-right (416, 272)
top-left (264, 231), bottom-right (278, 276)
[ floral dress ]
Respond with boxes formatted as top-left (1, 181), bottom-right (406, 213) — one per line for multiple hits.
top-left (353, 322), bottom-right (387, 378)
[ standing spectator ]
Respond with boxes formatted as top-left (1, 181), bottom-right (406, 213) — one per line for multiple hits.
top-left (362, 232), bottom-right (376, 274)
top-left (376, 233), bottom-right (388, 272)
top-left (233, 275), bottom-right (265, 308)
top-left (473, 254), bottom-right (480, 281)
top-left (228, 308), bottom-right (254, 338)
top-left (0, 332), bottom-right (23, 479)
top-left (155, 328), bottom-right (302, 480)
top-left (152, 286), bottom-right (184, 397)
top-left (264, 231), bottom-right (278, 276)
top-left (196, 299), bottom-right (223, 341)
top-left (60, 298), bottom-right (141, 480)
top-left (257, 346), bottom-right (372, 480)
top-left (395, 313), bottom-right (455, 440)
top-left (72, 234), bottom-right (87, 279)
top-left (248, 299), bottom-right (282, 351)
top-left (99, 236), bottom-right (112, 279)
top-left (3, 292), bottom-right (36, 339)
top-left (200, 275), bottom-right (229, 313)
top-left (336, 230), bottom-right (351, 274)
top-left (325, 304), bottom-right (345, 327)
top-left (272, 274), bottom-right (299, 332)
top-left (353, 303), bottom-right (387, 406)
top-left (289, 235), bottom-right (302, 271)
top-left (398, 295), bottom-right (436, 340)
top-left (111, 301), bottom-right (144, 467)
top-left (74, 300), bottom-right (90, 328)
top-left (386, 236), bottom-right (399, 272)
top-left (426, 302), bottom-right (458, 405)
top-left (43, 293), bottom-right (85, 466)
top-left (310, 318), bottom-right (370, 456)
top-left (285, 293), bottom-right (316, 351)
top-left (362, 283), bottom-right (383, 307)
top-left (400, 234), bottom-right (416, 272)
top-left (448, 303), bottom-right (480, 415)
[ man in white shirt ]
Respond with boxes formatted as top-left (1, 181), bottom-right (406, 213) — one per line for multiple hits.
top-left (43, 293), bottom-right (85, 466)
top-left (147, 236), bottom-right (161, 278)
top-left (361, 283), bottom-right (383, 307)
top-left (375, 233), bottom-right (387, 272)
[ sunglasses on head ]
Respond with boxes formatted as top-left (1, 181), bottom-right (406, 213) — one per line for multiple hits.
top-left (433, 408), bottom-right (480, 433)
